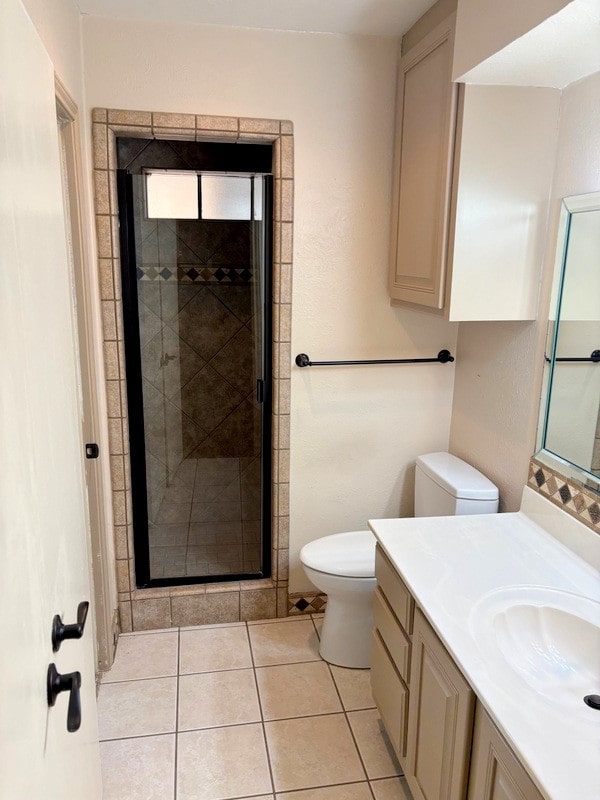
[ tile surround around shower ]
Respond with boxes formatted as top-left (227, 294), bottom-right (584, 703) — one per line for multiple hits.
top-left (91, 110), bottom-right (294, 632)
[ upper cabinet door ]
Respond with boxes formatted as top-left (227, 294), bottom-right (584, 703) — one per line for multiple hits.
top-left (389, 14), bottom-right (458, 309)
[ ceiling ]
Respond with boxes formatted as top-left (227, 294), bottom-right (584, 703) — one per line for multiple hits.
top-left (75, 0), bottom-right (435, 37)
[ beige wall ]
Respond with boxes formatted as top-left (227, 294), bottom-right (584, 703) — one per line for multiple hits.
top-left (449, 71), bottom-right (600, 512)
top-left (453, 0), bottom-right (571, 80)
top-left (82, 16), bottom-right (459, 593)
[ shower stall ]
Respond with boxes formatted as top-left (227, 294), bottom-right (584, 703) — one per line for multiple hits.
top-left (117, 138), bottom-right (273, 587)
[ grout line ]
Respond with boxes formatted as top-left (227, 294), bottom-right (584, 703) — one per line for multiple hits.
top-left (174, 626), bottom-right (181, 800)
top-left (246, 622), bottom-right (277, 796)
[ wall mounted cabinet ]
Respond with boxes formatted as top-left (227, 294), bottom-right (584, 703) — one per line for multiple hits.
top-left (389, 11), bottom-right (560, 320)
top-left (372, 544), bottom-right (546, 800)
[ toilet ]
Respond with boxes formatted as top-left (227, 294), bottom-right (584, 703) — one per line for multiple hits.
top-left (300, 452), bottom-right (499, 668)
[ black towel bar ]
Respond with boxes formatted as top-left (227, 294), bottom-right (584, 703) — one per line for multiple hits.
top-left (295, 350), bottom-right (455, 368)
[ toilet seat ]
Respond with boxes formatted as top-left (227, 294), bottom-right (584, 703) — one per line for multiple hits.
top-left (300, 530), bottom-right (375, 578)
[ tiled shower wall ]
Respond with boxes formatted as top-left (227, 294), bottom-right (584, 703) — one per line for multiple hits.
top-left (91, 110), bottom-right (293, 631)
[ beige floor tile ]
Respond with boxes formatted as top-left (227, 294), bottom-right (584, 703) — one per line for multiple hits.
top-left (178, 668), bottom-right (261, 730)
top-left (276, 784), bottom-right (372, 799)
top-left (100, 734), bottom-right (175, 800)
top-left (177, 724), bottom-right (272, 800)
top-left (249, 619), bottom-right (320, 666)
top-left (313, 617), bottom-right (324, 639)
top-left (97, 677), bottom-right (177, 740)
top-left (102, 631), bottom-right (178, 683)
top-left (256, 661), bottom-right (341, 720)
top-left (329, 666), bottom-right (375, 711)
top-left (347, 709), bottom-right (402, 779)
top-left (179, 624), bottom-right (252, 673)
top-left (265, 714), bottom-right (365, 792)
top-left (370, 777), bottom-right (412, 800)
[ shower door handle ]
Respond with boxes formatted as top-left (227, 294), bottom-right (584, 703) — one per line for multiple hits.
top-left (256, 379), bottom-right (265, 403)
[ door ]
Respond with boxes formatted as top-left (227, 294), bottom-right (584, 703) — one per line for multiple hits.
top-left (0, 1), bottom-right (102, 798)
top-left (405, 609), bottom-right (474, 800)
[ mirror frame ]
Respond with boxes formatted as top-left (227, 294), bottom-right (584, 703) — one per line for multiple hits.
top-left (536, 190), bottom-right (600, 493)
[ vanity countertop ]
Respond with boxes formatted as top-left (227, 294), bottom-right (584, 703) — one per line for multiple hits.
top-left (368, 489), bottom-right (600, 800)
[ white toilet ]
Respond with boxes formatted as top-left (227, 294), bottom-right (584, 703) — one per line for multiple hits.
top-left (300, 452), bottom-right (499, 668)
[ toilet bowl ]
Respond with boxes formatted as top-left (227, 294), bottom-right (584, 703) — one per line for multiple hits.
top-left (300, 453), bottom-right (499, 668)
top-left (300, 531), bottom-right (376, 668)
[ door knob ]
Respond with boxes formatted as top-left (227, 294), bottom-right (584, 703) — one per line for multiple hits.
top-left (47, 663), bottom-right (82, 732)
top-left (51, 601), bottom-right (89, 652)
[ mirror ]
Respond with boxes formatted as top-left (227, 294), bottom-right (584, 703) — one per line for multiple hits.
top-left (538, 191), bottom-right (600, 485)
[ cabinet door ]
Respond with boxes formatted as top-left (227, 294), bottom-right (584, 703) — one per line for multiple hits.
top-left (389, 14), bottom-right (458, 309)
top-left (405, 609), bottom-right (474, 800)
top-left (468, 706), bottom-right (544, 800)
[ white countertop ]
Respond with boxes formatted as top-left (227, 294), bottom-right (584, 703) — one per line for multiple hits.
top-left (368, 489), bottom-right (600, 800)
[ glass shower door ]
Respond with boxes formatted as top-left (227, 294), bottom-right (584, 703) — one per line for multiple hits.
top-left (120, 170), bottom-right (271, 586)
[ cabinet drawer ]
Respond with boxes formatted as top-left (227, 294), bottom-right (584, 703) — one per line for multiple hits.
top-left (371, 630), bottom-right (409, 760)
top-left (373, 588), bottom-right (411, 682)
top-left (375, 546), bottom-right (414, 634)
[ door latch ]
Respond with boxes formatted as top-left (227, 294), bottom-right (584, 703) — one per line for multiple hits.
top-left (52, 601), bottom-right (89, 652)
top-left (47, 664), bottom-right (82, 732)
top-left (85, 443), bottom-right (99, 459)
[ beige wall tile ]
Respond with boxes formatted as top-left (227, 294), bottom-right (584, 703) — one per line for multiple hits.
top-left (240, 578), bottom-right (275, 591)
top-left (153, 127), bottom-right (195, 140)
top-left (196, 115), bottom-right (238, 131)
top-left (92, 108), bottom-right (107, 122)
top-left (101, 300), bottom-right (117, 340)
top-left (152, 112), bottom-right (195, 129)
top-left (116, 559), bottom-right (130, 593)
top-left (108, 109), bottom-right (152, 126)
top-left (277, 548), bottom-right (289, 581)
top-left (205, 581), bottom-right (241, 594)
top-left (279, 415), bottom-right (290, 450)
top-left (108, 169), bottom-right (118, 215)
top-left (92, 123), bottom-right (108, 169)
top-left (279, 305), bottom-right (291, 343)
top-left (108, 418), bottom-right (124, 455)
top-left (272, 304), bottom-right (280, 343)
top-left (118, 601), bottom-right (132, 632)
top-left (114, 525), bottom-right (128, 560)
top-left (171, 592), bottom-right (240, 627)
top-left (108, 124), bottom-right (153, 138)
top-left (279, 265), bottom-right (292, 303)
top-left (94, 170), bottom-right (110, 215)
top-left (239, 117), bottom-right (279, 135)
top-left (105, 381), bottom-right (121, 418)
top-left (112, 258), bottom-right (122, 300)
top-left (96, 215), bottom-right (112, 258)
top-left (111, 217), bottom-right (120, 262)
top-left (98, 258), bottom-right (114, 299)
top-left (280, 135), bottom-right (294, 179)
top-left (107, 129), bottom-right (117, 171)
top-left (280, 120), bottom-right (294, 135)
top-left (131, 598), bottom-right (172, 631)
top-left (110, 455), bottom-right (125, 490)
top-left (277, 516), bottom-right (289, 548)
top-left (276, 587), bottom-right (289, 618)
top-left (196, 130), bottom-right (238, 142)
top-left (281, 180), bottom-right (293, 222)
top-left (280, 223), bottom-right (293, 263)
top-left (278, 380), bottom-right (291, 414)
top-left (112, 491), bottom-right (126, 526)
top-left (278, 451), bottom-right (290, 484)
top-left (240, 588), bottom-right (277, 621)
top-left (103, 340), bottom-right (119, 380)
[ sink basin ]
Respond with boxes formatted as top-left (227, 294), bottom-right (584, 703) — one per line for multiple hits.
top-left (470, 586), bottom-right (600, 711)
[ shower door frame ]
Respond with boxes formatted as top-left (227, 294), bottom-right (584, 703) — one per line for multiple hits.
top-left (117, 157), bottom-right (274, 588)
top-left (91, 109), bottom-right (293, 630)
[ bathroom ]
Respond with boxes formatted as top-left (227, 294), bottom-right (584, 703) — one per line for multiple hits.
top-left (2, 0), bottom-right (599, 798)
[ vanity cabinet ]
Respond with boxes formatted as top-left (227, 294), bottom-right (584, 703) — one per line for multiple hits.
top-left (389, 4), bottom-right (560, 320)
top-left (469, 706), bottom-right (545, 800)
top-left (372, 544), bottom-right (545, 800)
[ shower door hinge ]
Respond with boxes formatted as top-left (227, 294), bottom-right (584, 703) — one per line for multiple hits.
top-left (256, 379), bottom-right (265, 404)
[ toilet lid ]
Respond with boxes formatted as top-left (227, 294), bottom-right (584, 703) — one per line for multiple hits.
top-left (300, 530), bottom-right (376, 578)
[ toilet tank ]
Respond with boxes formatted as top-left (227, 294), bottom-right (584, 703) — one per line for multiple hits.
top-left (415, 452), bottom-right (499, 517)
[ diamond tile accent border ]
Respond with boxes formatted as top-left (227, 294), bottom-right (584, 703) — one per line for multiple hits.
top-left (92, 110), bottom-right (293, 632)
top-left (528, 459), bottom-right (600, 534)
top-left (288, 593), bottom-right (328, 615)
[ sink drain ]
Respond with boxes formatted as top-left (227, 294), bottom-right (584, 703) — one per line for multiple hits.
top-left (583, 694), bottom-right (600, 709)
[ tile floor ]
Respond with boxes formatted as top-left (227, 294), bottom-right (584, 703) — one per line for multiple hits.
top-left (98, 614), bottom-right (412, 800)
top-left (148, 457), bottom-right (262, 579)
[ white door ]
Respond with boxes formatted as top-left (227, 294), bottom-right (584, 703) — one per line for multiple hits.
top-left (0, 1), bottom-right (102, 798)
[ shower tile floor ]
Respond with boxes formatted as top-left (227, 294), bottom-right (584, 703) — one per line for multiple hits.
top-left (98, 615), bottom-right (412, 800)
top-left (149, 457), bottom-right (262, 579)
